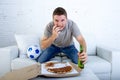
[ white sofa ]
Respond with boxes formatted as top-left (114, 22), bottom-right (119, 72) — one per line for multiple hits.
top-left (0, 34), bottom-right (120, 80)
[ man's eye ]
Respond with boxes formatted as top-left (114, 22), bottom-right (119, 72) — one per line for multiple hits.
top-left (55, 20), bottom-right (58, 22)
top-left (61, 20), bottom-right (64, 22)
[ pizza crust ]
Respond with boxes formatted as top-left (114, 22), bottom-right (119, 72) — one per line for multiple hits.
top-left (45, 62), bottom-right (54, 68)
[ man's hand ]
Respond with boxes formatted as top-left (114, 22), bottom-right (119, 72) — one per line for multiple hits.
top-left (78, 52), bottom-right (87, 64)
top-left (40, 25), bottom-right (62, 49)
top-left (52, 25), bottom-right (61, 39)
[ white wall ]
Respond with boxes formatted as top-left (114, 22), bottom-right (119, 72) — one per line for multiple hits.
top-left (0, 0), bottom-right (120, 49)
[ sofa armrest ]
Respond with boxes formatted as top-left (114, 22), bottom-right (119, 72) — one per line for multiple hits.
top-left (96, 45), bottom-right (120, 80)
top-left (96, 46), bottom-right (112, 62)
top-left (0, 45), bottom-right (18, 76)
top-left (111, 50), bottom-right (120, 80)
top-left (4, 45), bottom-right (18, 60)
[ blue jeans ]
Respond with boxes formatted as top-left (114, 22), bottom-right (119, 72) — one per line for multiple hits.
top-left (37, 44), bottom-right (78, 64)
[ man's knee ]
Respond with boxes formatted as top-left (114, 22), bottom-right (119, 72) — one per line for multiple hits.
top-left (37, 55), bottom-right (48, 63)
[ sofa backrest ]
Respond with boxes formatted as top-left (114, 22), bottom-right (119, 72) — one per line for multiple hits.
top-left (74, 33), bottom-right (97, 56)
top-left (15, 32), bottom-right (97, 56)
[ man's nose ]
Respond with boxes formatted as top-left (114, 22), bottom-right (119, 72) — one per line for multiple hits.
top-left (57, 22), bottom-right (62, 27)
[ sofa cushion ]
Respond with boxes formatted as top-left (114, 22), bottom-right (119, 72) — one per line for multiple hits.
top-left (85, 56), bottom-right (111, 74)
top-left (73, 34), bottom-right (97, 56)
top-left (84, 34), bottom-right (97, 56)
top-left (15, 34), bottom-right (40, 58)
top-left (11, 58), bottom-right (37, 70)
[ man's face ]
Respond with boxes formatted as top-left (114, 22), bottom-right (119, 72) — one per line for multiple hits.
top-left (53, 15), bottom-right (67, 30)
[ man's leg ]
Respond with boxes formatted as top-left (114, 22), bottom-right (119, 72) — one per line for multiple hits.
top-left (37, 45), bottom-right (60, 63)
top-left (62, 45), bottom-right (78, 64)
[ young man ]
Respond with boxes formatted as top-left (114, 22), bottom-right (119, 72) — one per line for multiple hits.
top-left (37, 7), bottom-right (87, 64)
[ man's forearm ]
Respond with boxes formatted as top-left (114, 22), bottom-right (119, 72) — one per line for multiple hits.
top-left (81, 40), bottom-right (87, 52)
top-left (76, 35), bottom-right (87, 52)
top-left (41, 35), bottom-right (56, 49)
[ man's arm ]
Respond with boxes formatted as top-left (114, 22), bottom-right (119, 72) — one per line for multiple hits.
top-left (76, 35), bottom-right (87, 64)
top-left (76, 35), bottom-right (86, 52)
top-left (40, 36), bottom-right (56, 50)
top-left (41, 26), bottom-right (61, 50)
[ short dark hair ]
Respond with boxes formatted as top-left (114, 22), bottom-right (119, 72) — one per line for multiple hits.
top-left (53, 7), bottom-right (67, 18)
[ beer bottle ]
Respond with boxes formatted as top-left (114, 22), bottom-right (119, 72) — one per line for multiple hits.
top-left (78, 45), bottom-right (84, 69)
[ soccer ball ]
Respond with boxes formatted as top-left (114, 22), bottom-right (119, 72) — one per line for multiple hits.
top-left (27, 45), bottom-right (41, 59)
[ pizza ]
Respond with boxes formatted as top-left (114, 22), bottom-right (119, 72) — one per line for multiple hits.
top-left (45, 62), bottom-right (54, 68)
top-left (45, 62), bottom-right (72, 74)
top-left (47, 65), bottom-right (72, 74)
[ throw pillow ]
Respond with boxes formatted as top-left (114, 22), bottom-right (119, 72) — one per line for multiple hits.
top-left (15, 34), bottom-right (40, 58)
